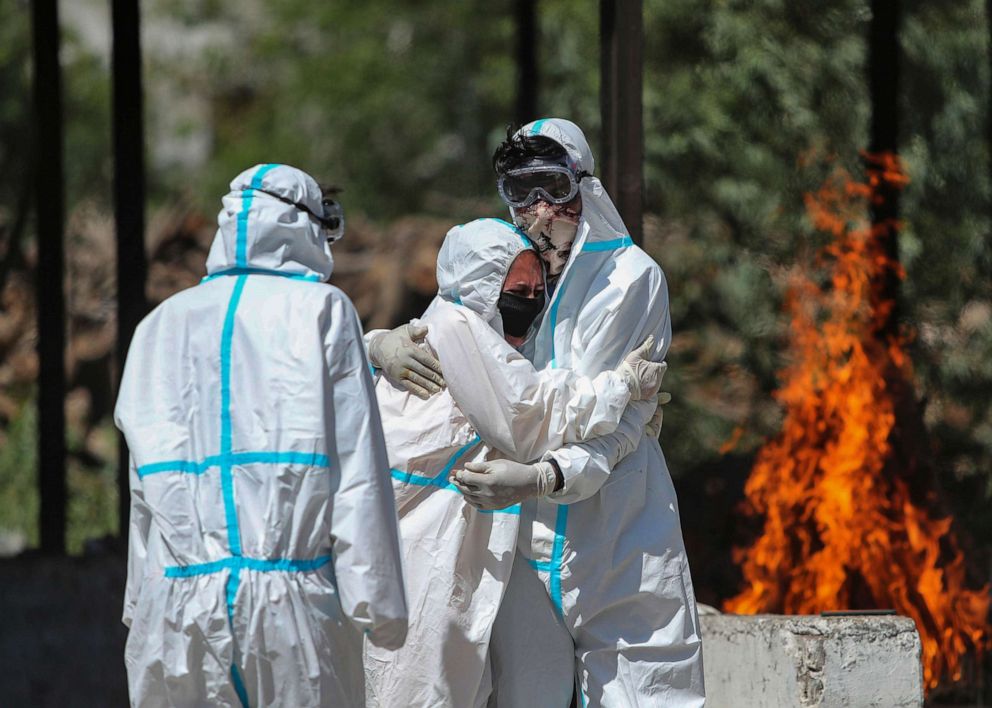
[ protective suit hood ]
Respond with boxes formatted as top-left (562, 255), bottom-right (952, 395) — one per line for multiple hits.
top-left (492, 122), bottom-right (703, 707)
top-left (205, 163), bottom-right (335, 281)
top-left (433, 218), bottom-right (536, 333)
top-left (117, 163), bottom-right (407, 704)
top-left (514, 119), bottom-right (631, 251)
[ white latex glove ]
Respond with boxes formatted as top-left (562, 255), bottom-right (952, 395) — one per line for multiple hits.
top-left (450, 459), bottom-right (558, 510)
top-left (617, 336), bottom-right (668, 401)
top-left (645, 391), bottom-right (672, 438)
top-left (368, 323), bottom-right (445, 399)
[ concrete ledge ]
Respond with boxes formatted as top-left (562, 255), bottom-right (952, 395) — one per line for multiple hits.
top-left (700, 613), bottom-right (923, 707)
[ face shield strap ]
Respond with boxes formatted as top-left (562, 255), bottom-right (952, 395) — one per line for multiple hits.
top-left (251, 186), bottom-right (345, 244)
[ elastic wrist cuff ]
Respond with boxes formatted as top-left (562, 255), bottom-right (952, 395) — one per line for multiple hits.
top-left (533, 460), bottom-right (557, 497)
top-left (548, 457), bottom-right (564, 493)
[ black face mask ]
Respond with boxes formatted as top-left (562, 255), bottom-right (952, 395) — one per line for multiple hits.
top-left (497, 291), bottom-right (544, 338)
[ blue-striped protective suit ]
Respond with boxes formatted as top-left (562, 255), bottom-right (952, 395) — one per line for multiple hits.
top-left (116, 164), bottom-right (407, 708)
top-left (488, 119), bottom-right (706, 708)
top-left (364, 219), bottom-right (637, 707)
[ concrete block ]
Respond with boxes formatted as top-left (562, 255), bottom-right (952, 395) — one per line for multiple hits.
top-left (699, 613), bottom-right (923, 707)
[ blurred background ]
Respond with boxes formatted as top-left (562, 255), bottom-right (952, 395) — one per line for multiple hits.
top-left (1, 0), bottom-right (990, 704)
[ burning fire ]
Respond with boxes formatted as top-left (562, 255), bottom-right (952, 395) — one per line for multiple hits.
top-left (724, 153), bottom-right (990, 690)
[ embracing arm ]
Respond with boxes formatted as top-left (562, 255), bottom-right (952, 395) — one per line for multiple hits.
top-left (426, 302), bottom-right (635, 463)
top-left (544, 257), bottom-right (672, 504)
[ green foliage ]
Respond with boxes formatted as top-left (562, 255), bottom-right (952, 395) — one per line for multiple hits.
top-left (66, 424), bottom-right (119, 554)
top-left (0, 0), bottom-right (31, 211)
top-left (635, 0), bottom-right (870, 474)
top-left (537, 0), bottom-right (601, 138)
top-left (61, 27), bottom-right (113, 208)
top-left (146, 0), bottom-right (520, 220)
top-left (644, 0), bottom-right (869, 243)
top-left (0, 0), bottom-right (112, 212)
top-left (1, 0), bottom-right (990, 574)
top-left (0, 397), bottom-right (119, 554)
top-left (898, 0), bottom-right (992, 552)
top-left (0, 401), bottom-right (39, 549)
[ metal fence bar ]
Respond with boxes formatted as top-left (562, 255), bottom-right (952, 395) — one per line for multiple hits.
top-left (31, 0), bottom-right (67, 555)
top-left (112, 0), bottom-right (149, 537)
top-left (514, 0), bottom-right (539, 126)
top-left (600, 0), bottom-right (644, 244)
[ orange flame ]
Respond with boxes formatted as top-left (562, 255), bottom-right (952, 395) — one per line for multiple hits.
top-left (724, 153), bottom-right (990, 691)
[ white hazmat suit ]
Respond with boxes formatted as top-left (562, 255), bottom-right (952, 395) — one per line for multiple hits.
top-left (116, 164), bottom-right (407, 708)
top-left (489, 119), bottom-right (706, 707)
top-left (365, 218), bottom-right (643, 707)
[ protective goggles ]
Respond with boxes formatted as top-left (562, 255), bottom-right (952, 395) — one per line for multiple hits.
top-left (497, 165), bottom-right (586, 208)
top-left (254, 187), bottom-right (345, 243)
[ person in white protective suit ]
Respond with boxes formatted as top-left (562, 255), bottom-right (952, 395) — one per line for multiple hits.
top-left (115, 163), bottom-right (407, 708)
top-left (363, 218), bottom-right (668, 708)
top-left (468, 119), bottom-right (706, 707)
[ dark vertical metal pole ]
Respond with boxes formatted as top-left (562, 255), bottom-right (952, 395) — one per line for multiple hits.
top-left (514, 0), bottom-right (538, 126)
top-left (986, 0), bottom-right (992, 292)
top-left (867, 0), bottom-right (901, 337)
top-left (112, 0), bottom-right (148, 536)
top-left (600, 0), bottom-right (644, 245)
top-left (31, 0), bottom-right (67, 554)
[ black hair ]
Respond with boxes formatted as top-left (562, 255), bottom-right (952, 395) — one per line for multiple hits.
top-left (492, 123), bottom-right (569, 175)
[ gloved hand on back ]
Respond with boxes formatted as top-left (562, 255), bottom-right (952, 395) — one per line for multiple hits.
top-left (368, 323), bottom-right (445, 399)
top-left (618, 337), bottom-right (672, 437)
top-left (617, 336), bottom-right (668, 401)
top-left (645, 391), bottom-right (672, 439)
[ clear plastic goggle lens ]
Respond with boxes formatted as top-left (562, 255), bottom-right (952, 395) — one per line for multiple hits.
top-left (509, 172), bottom-right (573, 200)
top-left (498, 167), bottom-right (579, 207)
top-left (321, 199), bottom-right (345, 243)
